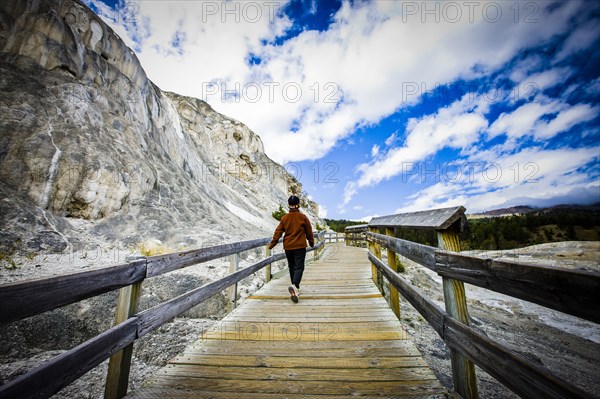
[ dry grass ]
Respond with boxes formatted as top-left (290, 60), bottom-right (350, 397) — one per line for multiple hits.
top-left (135, 239), bottom-right (172, 256)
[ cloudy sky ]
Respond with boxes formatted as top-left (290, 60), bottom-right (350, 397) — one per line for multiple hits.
top-left (85, 0), bottom-right (600, 220)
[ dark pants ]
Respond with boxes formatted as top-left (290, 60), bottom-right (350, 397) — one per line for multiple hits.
top-left (285, 248), bottom-right (306, 289)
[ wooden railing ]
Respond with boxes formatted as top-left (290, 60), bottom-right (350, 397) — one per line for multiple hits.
top-left (0, 232), bottom-right (326, 399)
top-left (344, 224), bottom-right (368, 247)
top-left (322, 231), bottom-right (345, 243)
top-left (346, 206), bottom-right (599, 399)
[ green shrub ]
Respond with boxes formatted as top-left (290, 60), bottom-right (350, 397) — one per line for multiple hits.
top-left (272, 205), bottom-right (286, 221)
top-left (395, 254), bottom-right (406, 273)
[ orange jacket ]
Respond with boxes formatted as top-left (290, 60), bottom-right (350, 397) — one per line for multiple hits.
top-left (269, 209), bottom-right (314, 250)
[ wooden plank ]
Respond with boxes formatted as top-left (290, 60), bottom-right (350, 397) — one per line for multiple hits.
top-left (0, 318), bottom-right (137, 399)
top-left (184, 345), bottom-right (422, 358)
top-left (199, 329), bottom-right (408, 342)
top-left (160, 364), bottom-right (438, 381)
top-left (170, 355), bottom-right (426, 369)
top-left (369, 206), bottom-right (466, 230)
top-left (125, 388), bottom-right (448, 399)
top-left (147, 376), bottom-right (444, 396)
top-left (137, 254), bottom-right (286, 337)
top-left (0, 260), bottom-right (146, 324)
top-left (368, 232), bottom-right (436, 271)
top-left (248, 294), bottom-right (382, 300)
top-left (230, 314), bottom-right (397, 322)
top-left (437, 230), bottom-right (478, 399)
top-left (199, 320), bottom-right (404, 335)
top-left (186, 338), bottom-right (419, 351)
top-left (435, 251), bottom-right (600, 324)
top-left (146, 238), bottom-right (271, 277)
top-left (127, 243), bottom-right (445, 399)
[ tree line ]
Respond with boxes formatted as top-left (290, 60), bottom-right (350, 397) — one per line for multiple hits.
top-left (325, 206), bottom-right (600, 250)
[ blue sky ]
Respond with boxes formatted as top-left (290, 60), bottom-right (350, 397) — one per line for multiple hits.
top-left (85, 0), bottom-right (599, 220)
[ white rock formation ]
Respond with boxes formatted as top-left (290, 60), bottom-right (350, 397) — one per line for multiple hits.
top-left (0, 0), bottom-right (320, 253)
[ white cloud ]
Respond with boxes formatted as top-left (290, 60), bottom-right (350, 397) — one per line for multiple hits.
top-left (86, 0), bottom-right (586, 164)
top-left (488, 100), bottom-right (563, 138)
top-left (555, 18), bottom-right (600, 62)
top-left (385, 131), bottom-right (398, 146)
top-left (521, 68), bottom-right (573, 92)
top-left (396, 147), bottom-right (600, 213)
top-left (537, 104), bottom-right (599, 138)
top-left (371, 144), bottom-right (380, 157)
top-left (489, 99), bottom-right (598, 140)
top-left (509, 54), bottom-right (544, 82)
top-left (587, 77), bottom-right (600, 95)
top-left (343, 93), bottom-right (489, 204)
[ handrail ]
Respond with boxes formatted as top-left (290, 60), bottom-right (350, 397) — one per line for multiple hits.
top-left (368, 253), bottom-right (593, 399)
top-left (0, 260), bottom-right (147, 325)
top-left (368, 232), bottom-right (600, 323)
top-left (0, 237), bottom-right (275, 325)
top-left (146, 237), bottom-right (272, 277)
top-left (352, 205), bottom-right (599, 399)
top-left (0, 231), bottom-right (326, 399)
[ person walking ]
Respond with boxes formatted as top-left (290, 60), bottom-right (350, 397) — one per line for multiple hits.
top-left (268, 195), bottom-right (314, 303)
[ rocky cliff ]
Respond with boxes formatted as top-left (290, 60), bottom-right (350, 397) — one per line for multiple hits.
top-left (0, 0), bottom-right (319, 255)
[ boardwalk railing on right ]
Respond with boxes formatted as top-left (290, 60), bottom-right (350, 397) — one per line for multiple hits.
top-left (346, 206), bottom-right (599, 399)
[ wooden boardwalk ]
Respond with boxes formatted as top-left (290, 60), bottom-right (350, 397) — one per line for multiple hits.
top-left (125, 243), bottom-right (446, 398)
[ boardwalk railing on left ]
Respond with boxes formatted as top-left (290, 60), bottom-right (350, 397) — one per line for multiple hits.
top-left (0, 233), bottom-right (326, 399)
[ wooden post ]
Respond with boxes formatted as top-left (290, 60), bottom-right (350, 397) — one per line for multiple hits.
top-left (265, 246), bottom-right (272, 283)
top-left (385, 228), bottom-right (401, 319)
top-left (227, 253), bottom-right (239, 313)
top-left (438, 227), bottom-right (479, 399)
top-left (368, 227), bottom-right (384, 294)
top-left (104, 280), bottom-right (142, 399)
top-left (368, 227), bottom-right (378, 285)
top-left (317, 238), bottom-right (324, 258)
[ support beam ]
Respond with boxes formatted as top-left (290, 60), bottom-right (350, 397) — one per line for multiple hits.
top-left (265, 246), bottom-right (272, 283)
top-left (385, 228), bottom-right (401, 319)
top-left (227, 253), bottom-right (239, 313)
top-left (438, 228), bottom-right (478, 399)
top-left (104, 281), bottom-right (143, 399)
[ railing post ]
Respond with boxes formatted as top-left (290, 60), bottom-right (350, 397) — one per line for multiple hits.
top-left (437, 226), bottom-right (479, 399)
top-left (317, 236), bottom-right (325, 259)
top-left (227, 253), bottom-right (239, 313)
top-left (265, 245), bottom-right (272, 283)
top-left (104, 272), bottom-right (143, 399)
top-left (368, 227), bottom-right (384, 293)
top-left (385, 228), bottom-right (401, 319)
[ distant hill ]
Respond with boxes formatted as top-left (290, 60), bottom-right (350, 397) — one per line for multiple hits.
top-left (468, 203), bottom-right (600, 219)
top-left (469, 205), bottom-right (536, 217)
top-left (463, 204), bottom-right (600, 250)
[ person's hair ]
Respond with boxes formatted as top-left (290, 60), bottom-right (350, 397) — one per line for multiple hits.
top-left (288, 195), bottom-right (300, 207)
